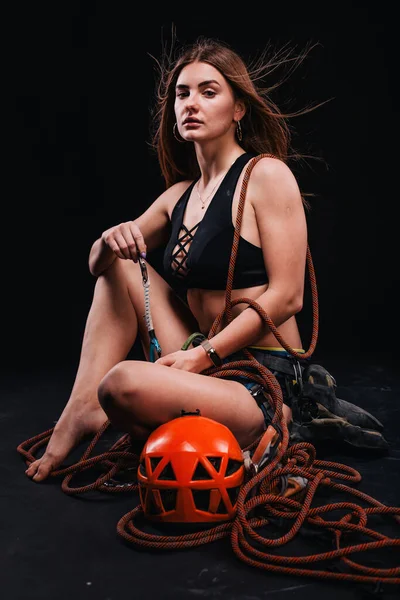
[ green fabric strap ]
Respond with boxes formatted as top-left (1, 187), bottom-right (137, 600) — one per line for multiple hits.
top-left (181, 332), bottom-right (206, 351)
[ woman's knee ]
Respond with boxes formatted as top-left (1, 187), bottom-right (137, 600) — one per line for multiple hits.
top-left (237, 413), bottom-right (265, 448)
top-left (97, 361), bottom-right (140, 411)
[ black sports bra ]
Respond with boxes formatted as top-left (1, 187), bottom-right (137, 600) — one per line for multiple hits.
top-left (163, 152), bottom-right (268, 295)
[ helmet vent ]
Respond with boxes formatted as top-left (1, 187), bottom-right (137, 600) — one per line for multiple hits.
top-left (150, 456), bottom-right (163, 473)
top-left (138, 484), bottom-right (147, 506)
top-left (206, 456), bottom-right (222, 472)
top-left (192, 461), bottom-right (213, 480)
top-left (139, 460), bottom-right (146, 476)
top-left (226, 458), bottom-right (243, 476)
top-left (148, 491), bottom-right (162, 515)
top-left (158, 461), bottom-right (176, 481)
top-left (159, 488), bottom-right (177, 511)
top-left (192, 489), bottom-right (210, 510)
top-left (216, 499), bottom-right (228, 514)
top-left (227, 485), bottom-right (241, 506)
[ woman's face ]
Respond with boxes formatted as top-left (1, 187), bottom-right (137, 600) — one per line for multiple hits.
top-left (174, 61), bottom-right (240, 143)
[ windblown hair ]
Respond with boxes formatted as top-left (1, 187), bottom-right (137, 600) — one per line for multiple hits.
top-left (150, 35), bottom-right (323, 189)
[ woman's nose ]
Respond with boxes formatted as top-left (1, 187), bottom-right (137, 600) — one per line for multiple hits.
top-left (184, 93), bottom-right (199, 111)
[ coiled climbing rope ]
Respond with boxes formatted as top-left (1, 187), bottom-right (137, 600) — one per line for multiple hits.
top-left (17, 154), bottom-right (400, 586)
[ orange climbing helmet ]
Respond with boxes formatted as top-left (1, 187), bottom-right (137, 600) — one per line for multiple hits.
top-left (137, 412), bottom-right (245, 523)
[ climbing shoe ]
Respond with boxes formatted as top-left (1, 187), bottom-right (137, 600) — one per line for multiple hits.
top-left (290, 364), bottom-right (389, 451)
top-left (300, 364), bottom-right (385, 431)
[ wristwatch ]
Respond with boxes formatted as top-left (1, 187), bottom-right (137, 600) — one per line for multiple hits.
top-left (200, 339), bottom-right (223, 367)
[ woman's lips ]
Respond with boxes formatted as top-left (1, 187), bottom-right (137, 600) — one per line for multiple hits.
top-left (184, 121), bottom-right (201, 128)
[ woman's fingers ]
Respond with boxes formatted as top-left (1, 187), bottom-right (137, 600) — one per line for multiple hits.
top-left (119, 223), bottom-right (140, 262)
top-left (106, 229), bottom-right (132, 260)
top-left (129, 222), bottom-right (147, 259)
top-left (102, 234), bottom-right (125, 260)
top-left (102, 221), bottom-right (147, 262)
top-left (113, 230), bottom-right (132, 260)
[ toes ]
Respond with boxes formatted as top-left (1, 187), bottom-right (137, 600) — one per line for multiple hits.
top-left (25, 456), bottom-right (55, 482)
top-left (25, 460), bottom-right (39, 476)
top-left (32, 464), bottom-right (52, 481)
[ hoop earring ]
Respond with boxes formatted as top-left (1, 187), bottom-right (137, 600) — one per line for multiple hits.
top-left (173, 123), bottom-right (185, 143)
top-left (236, 120), bottom-right (243, 142)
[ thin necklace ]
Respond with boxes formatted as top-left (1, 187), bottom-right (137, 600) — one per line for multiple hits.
top-left (195, 166), bottom-right (231, 210)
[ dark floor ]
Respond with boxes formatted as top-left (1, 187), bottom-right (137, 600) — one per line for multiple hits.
top-left (2, 351), bottom-right (399, 600)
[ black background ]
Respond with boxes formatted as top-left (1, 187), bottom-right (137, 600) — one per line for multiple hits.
top-left (7, 2), bottom-right (399, 374)
top-left (4, 6), bottom-right (400, 600)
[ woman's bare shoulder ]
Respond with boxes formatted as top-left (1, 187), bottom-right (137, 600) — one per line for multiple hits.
top-left (248, 156), bottom-right (302, 210)
top-left (251, 155), bottom-right (295, 182)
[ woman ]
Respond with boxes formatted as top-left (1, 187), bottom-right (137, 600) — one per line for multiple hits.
top-left (25, 37), bottom-right (315, 482)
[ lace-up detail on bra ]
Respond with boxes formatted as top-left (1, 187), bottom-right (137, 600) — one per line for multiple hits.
top-left (170, 221), bottom-right (201, 278)
top-left (163, 152), bottom-right (268, 293)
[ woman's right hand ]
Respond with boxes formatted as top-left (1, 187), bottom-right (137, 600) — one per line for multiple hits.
top-left (101, 221), bottom-right (147, 262)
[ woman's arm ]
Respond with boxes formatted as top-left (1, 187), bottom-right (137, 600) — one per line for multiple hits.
top-left (88, 181), bottom-right (191, 277)
top-left (207, 157), bottom-right (308, 358)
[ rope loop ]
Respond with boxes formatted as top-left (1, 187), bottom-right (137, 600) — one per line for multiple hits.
top-left (16, 154), bottom-right (400, 585)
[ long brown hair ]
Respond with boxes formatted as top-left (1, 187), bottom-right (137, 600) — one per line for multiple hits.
top-left (150, 35), bottom-right (326, 190)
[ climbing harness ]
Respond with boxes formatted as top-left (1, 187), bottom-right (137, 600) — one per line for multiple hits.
top-left (17, 154), bottom-right (400, 586)
top-left (138, 256), bottom-right (162, 362)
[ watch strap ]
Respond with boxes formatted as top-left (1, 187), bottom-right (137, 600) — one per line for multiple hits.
top-left (200, 339), bottom-right (222, 367)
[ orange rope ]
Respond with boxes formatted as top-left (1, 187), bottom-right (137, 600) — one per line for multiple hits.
top-left (16, 154), bottom-right (400, 586)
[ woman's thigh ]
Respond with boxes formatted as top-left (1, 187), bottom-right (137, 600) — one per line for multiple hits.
top-left (112, 258), bottom-right (199, 359)
top-left (99, 361), bottom-right (266, 448)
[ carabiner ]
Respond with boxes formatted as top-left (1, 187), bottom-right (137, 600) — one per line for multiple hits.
top-left (138, 256), bottom-right (148, 284)
top-left (291, 358), bottom-right (303, 395)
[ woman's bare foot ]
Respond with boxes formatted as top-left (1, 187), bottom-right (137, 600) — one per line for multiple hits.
top-left (25, 400), bottom-right (108, 482)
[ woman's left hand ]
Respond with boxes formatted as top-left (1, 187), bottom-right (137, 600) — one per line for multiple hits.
top-left (154, 346), bottom-right (212, 374)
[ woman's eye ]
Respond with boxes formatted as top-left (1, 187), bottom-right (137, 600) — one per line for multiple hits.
top-left (176, 90), bottom-right (216, 99)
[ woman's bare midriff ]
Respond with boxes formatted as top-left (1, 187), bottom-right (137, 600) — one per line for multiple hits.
top-left (167, 158), bottom-right (304, 351)
top-left (187, 284), bottom-right (303, 350)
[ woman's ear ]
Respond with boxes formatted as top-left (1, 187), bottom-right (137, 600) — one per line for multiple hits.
top-left (234, 100), bottom-right (246, 122)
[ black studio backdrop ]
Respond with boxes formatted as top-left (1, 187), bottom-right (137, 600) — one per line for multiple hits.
top-left (7, 2), bottom-right (398, 374)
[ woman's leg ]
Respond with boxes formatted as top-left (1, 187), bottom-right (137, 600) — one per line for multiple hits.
top-left (98, 361), bottom-right (266, 449)
top-left (25, 258), bottom-right (199, 481)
